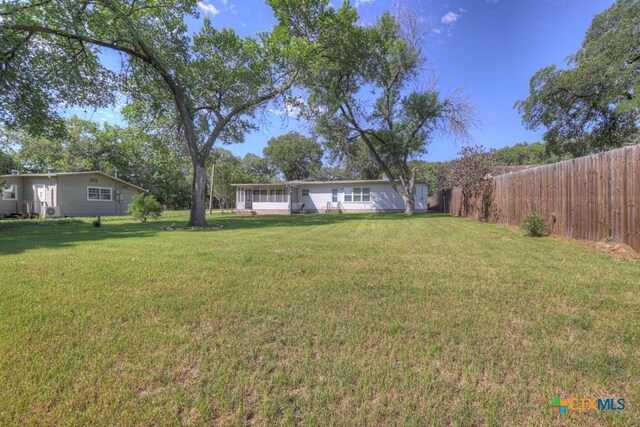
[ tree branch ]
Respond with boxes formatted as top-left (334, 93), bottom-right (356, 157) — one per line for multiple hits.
top-left (1, 24), bottom-right (149, 62)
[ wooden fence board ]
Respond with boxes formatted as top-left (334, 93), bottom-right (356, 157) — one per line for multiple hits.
top-left (437, 144), bottom-right (640, 252)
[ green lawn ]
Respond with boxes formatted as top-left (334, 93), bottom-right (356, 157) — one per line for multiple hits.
top-left (0, 212), bottom-right (638, 425)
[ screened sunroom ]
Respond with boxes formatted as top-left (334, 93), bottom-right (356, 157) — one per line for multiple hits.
top-left (233, 183), bottom-right (299, 214)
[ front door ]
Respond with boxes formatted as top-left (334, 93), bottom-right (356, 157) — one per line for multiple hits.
top-left (245, 189), bottom-right (252, 209)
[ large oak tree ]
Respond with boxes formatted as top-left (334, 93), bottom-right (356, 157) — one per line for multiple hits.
top-left (516, 0), bottom-right (640, 157)
top-left (0, 0), bottom-right (338, 225)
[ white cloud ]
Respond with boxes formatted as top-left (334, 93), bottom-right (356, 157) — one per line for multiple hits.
top-left (441, 11), bottom-right (461, 24)
top-left (354, 0), bottom-right (375, 7)
top-left (220, 0), bottom-right (228, 4)
top-left (198, 1), bottom-right (220, 17)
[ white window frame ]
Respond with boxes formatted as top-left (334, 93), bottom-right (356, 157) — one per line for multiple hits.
top-left (344, 187), bottom-right (370, 203)
top-left (362, 187), bottom-right (371, 202)
top-left (87, 186), bottom-right (113, 202)
top-left (1, 184), bottom-right (18, 200)
top-left (302, 188), bottom-right (310, 197)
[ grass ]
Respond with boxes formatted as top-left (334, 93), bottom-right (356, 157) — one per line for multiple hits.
top-left (0, 211), bottom-right (638, 425)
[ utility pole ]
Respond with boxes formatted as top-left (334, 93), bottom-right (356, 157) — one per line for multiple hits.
top-left (208, 160), bottom-right (215, 215)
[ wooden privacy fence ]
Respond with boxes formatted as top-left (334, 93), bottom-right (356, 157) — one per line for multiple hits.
top-left (436, 144), bottom-right (640, 252)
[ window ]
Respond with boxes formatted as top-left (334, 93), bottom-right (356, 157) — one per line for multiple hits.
top-left (253, 189), bottom-right (260, 202)
top-left (302, 189), bottom-right (310, 197)
top-left (1, 184), bottom-right (17, 200)
top-left (344, 187), bottom-right (370, 202)
top-left (87, 186), bottom-right (112, 201)
top-left (276, 189), bottom-right (285, 203)
top-left (269, 189), bottom-right (276, 202)
top-left (331, 189), bottom-right (338, 203)
top-left (362, 187), bottom-right (371, 202)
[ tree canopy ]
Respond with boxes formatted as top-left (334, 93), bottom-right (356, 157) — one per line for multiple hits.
top-left (0, 0), bottom-right (334, 225)
top-left (516, 0), bottom-right (640, 157)
top-left (305, 11), bottom-right (475, 214)
top-left (491, 142), bottom-right (564, 166)
top-left (263, 132), bottom-right (323, 181)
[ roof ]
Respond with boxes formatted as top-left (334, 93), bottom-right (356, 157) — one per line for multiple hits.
top-left (0, 171), bottom-right (147, 192)
top-left (231, 179), bottom-right (428, 187)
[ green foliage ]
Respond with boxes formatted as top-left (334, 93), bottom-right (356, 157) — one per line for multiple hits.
top-left (324, 138), bottom-right (382, 180)
top-left (1, 0), bottom-right (332, 225)
top-left (409, 160), bottom-right (445, 195)
top-left (516, 0), bottom-right (640, 156)
top-left (207, 148), bottom-right (270, 209)
top-left (0, 149), bottom-right (17, 175)
top-left (521, 212), bottom-right (548, 237)
top-left (263, 132), bottom-right (323, 181)
top-left (127, 194), bottom-right (164, 222)
top-left (491, 142), bottom-right (564, 166)
top-left (307, 10), bottom-right (474, 211)
top-left (2, 118), bottom-right (193, 208)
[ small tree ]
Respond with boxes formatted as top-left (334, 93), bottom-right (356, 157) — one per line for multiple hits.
top-left (441, 145), bottom-right (498, 219)
top-left (128, 194), bottom-right (163, 222)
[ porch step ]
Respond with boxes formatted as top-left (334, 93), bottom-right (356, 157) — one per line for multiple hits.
top-left (235, 210), bottom-right (258, 216)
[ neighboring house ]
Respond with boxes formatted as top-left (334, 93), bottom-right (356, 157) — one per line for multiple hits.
top-left (232, 179), bottom-right (428, 214)
top-left (0, 171), bottom-right (145, 218)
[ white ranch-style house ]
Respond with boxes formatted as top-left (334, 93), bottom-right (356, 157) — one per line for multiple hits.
top-left (232, 179), bottom-right (428, 214)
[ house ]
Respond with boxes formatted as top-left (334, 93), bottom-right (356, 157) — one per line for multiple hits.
top-left (232, 179), bottom-right (428, 214)
top-left (0, 170), bottom-right (145, 218)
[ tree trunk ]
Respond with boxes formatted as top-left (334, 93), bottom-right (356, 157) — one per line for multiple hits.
top-left (401, 189), bottom-right (415, 215)
top-left (188, 157), bottom-right (208, 227)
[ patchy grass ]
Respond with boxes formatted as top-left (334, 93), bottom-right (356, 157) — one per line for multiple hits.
top-left (0, 211), bottom-right (638, 425)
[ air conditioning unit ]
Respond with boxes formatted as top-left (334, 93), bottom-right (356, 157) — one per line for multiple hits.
top-left (43, 206), bottom-right (62, 218)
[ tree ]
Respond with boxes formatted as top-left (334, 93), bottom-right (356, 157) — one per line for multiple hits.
top-left (305, 11), bottom-right (474, 214)
top-left (0, 149), bottom-right (17, 175)
top-left (324, 137), bottom-right (382, 180)
top-left (441, 145), bottom-right (498, 219)
top-left (0, 0), bottom-right (324, 226)
top-left (241, 153), bottom-right (273, 182)
top-left (516, 0), bottom-right (640, 157)
top-left (206, 149), bottom-right (260, 209)
top-left (491, 142), bottom-right (563, 166)
top-left (263, 131), bottom-right (323, 181)
top-left (409, 160), bottom-right (445, 196)
top-left (3, 119), bottom-right (193, 208)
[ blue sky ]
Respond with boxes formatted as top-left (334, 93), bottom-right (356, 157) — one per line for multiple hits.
top-left (71, 0), bottom-right (616, 162)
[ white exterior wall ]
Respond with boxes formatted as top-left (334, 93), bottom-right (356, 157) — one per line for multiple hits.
top-left (0, 176), bottom-right (22, 215)
top-left (296, 182), bottom-right (428, 213)
top-left (252, 202), bottom-right (289, 210)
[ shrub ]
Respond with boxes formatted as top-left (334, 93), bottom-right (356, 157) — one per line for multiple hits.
top-left (521, 212), bottom-right (548, 237)
top-left (127, 193), bottom-right (164, 222)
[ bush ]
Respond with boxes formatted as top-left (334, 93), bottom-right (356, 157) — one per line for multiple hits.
top-left (521, 212), bottom-right (548, 237)
top-left (127, 193), bottom-right (164, 222)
